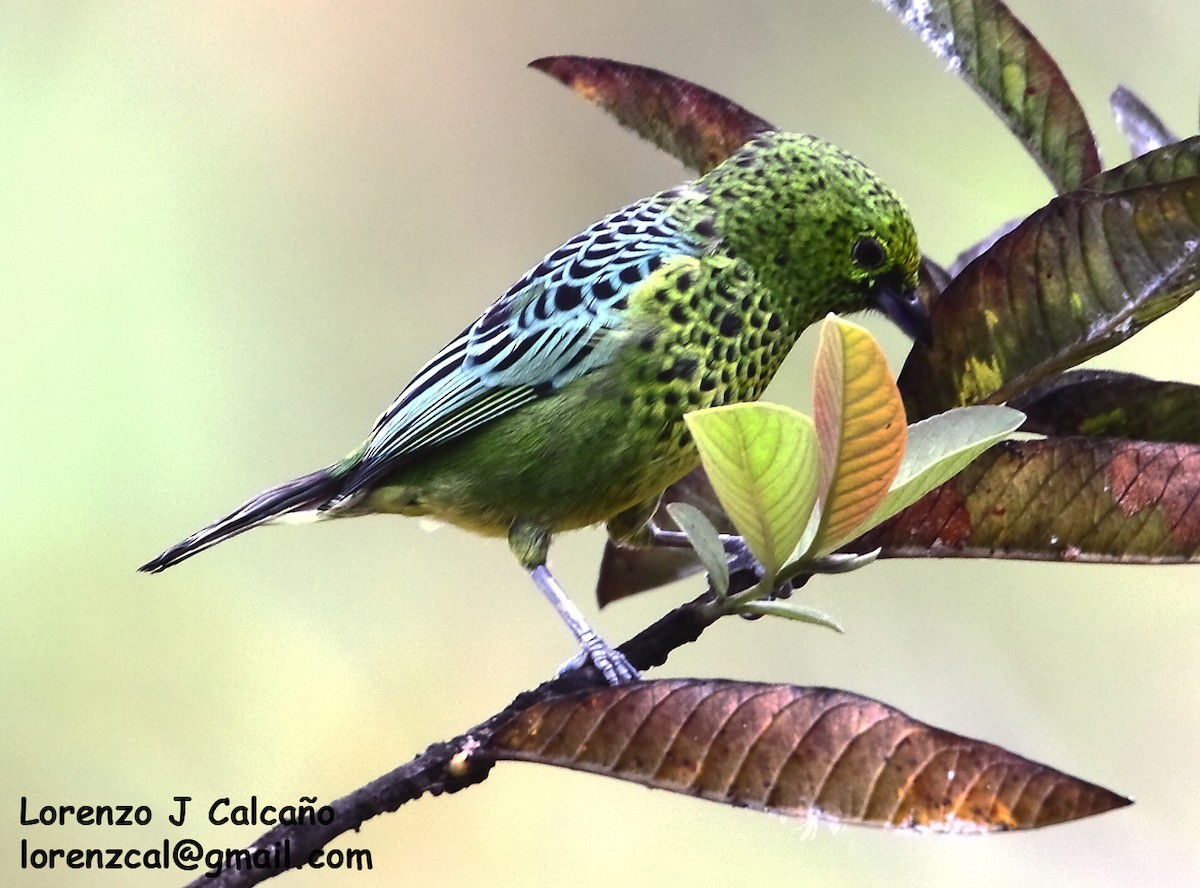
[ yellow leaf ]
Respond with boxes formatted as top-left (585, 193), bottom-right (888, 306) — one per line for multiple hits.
top-left (809, 315), bottom-right (907, 554)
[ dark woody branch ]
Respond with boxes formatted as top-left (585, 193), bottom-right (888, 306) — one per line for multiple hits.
top-left (183, 586), bottom-right (721, 888)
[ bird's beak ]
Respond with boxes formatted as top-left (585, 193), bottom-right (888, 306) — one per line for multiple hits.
top-left (873, 278), bottom-right (932, 347)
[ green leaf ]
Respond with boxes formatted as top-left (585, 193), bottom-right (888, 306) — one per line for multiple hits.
top-left (735, 601), bottom-right (844, 633)
top-left (665, 502), bottom-right (729, 597)
top-left (530, 56), bottom-right (774, 175)
top-left (854, 405), bottom-right (1025, 542)
top-left (1087, 135), bottom-right (1200, 192)
top-left (1012, 370), bottom-right (1200, 444)
top-left (684, 403), bottom-right (820, 583)
top-left (878, 0), bottom-right (1100, 193)
top-left (939, 137), bottom-right (1198, 280)
top-left (899, 177), bottom-right (1200, 419)
top-left (808, 316), bottom-right (907, 555)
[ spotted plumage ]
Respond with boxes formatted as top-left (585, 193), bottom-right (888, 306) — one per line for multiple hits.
top-left (140, 130), bottom-right (927, 684)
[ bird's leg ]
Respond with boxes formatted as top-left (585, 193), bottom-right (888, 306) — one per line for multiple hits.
top-left (604, 496), bottom-right (663, 547)
top-left (509, 519), bottom-right (638, 685)
top-left (614, 510), bottom-right (756, 573)
top-left (528, 566), bottom-right (639, 684)
top-left (639, 521), bottom-right (748, 563)
top-left (608, 505), bottom-right (875, 605)
top-left (609, 499), bottom-right (749, 564)
top-left (607, 506), bottom-right (775, 598)
top-left (609, 502), bottom-right (742, 561)
top-left (622, 515), bottom-right (875, 578)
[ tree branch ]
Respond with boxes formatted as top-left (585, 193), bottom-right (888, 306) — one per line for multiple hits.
top-left (184, 586), bottom-right (721, 888)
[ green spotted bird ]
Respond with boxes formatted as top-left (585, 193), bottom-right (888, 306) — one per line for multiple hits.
top-left (141, 130), bottom-right (927, 684)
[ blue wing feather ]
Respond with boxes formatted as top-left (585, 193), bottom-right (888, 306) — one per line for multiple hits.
top-left (334, 186), bottom-right (712, 501)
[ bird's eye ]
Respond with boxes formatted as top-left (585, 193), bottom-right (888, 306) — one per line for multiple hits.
top-left (852, 236), bottom-right (888, 271)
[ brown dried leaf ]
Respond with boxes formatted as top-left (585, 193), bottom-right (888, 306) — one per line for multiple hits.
top-left (530, 56), bottom-right (774, 174)
top-left (487, 679), bottom-right (1130, 832)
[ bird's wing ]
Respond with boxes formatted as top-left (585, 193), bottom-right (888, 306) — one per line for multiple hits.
top-left (339, 189), bottom-right (710, 494)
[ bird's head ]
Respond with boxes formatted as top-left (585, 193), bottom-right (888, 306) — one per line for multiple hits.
top-left (843, 218), bottom-right (929, 347)
top-left (702, 131), bottom-right (930, 346)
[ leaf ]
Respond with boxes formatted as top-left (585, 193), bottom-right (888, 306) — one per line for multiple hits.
top-left (1012, 370), bottom-right (1200, 444)
top-left (861, 437), bottom-right (1200, 563)
top-left (948, 139), bottom-right (1200, 280)
top-left (596, 469), bottom-right (726, 607)
top-left (665, 502), bottom-right (729, 597)
top-left (1088, 135), bottom-right (1200, 192)
top-left (487, 679), bottom-right (1130, 832)
top-left (735, 601), bottom-right (844, 632)
top-left (877, 0), bottom-right (1100, 192)
top-left (684, 403), bottom-right (821, 582)
top-left (808, 317), bottom-right (906, 555)
top-left (534, 55), bottom-right (954, 294)
top-left (947, 217), bottom-right (1023, 279)
top-left (920, 256), bottom-right (952, 297)
top-left (597, 406), bottom-right (1025, 602)
top-left (1110, 86), bottom-right (1179, 159)
top-left (530, 56), bottom-right (774, 175)
top-left (898, 177), bottom-right (1200, 419)
top-left (852, 405), bottom-right (1025, 545)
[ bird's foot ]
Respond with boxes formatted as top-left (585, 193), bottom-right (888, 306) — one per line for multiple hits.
top-left (642, 526), bottom-right (790, 596)
top-left (558, 638), bottom-right (639, 685)
top-left (724, 540), bottom-right (878, 612)
top-left (722, 536), bottom-right (798, 601)
top-left (530, 563), bottom-right (638, 685)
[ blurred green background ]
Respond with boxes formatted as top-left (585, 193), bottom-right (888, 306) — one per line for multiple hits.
top-left (3, 1), bottom-right (1198, 885)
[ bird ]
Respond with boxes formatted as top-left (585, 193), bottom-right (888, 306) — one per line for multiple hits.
top-left (140, 129), bottom-right (927, 685)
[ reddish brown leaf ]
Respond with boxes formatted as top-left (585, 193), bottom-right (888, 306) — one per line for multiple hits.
top-left (920, 256), bottom-right (952, 299)
top-left (487, 679), bottom-right (1129, 832)
top-left (530, 56), bottom-right (774, 174)
top-left (898, 177), bottom-right (1200, 419)
top-left (863, 437), bottom-right (1200, 562)
top-left (596, 541), bottom-right (697, 608)
top-left (810, 317), bottom-right (907, 551)
top-left (597, 468), bottom-right (723, 607)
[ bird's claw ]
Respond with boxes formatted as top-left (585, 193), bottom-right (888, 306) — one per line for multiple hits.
top-left (722, 535), bottom-right (758, 575)
top-left (722, 536), bottom-right (796, 602)
top-left (558, 639), bottom-right (639, 685)
top-left (721, 538), bottom-right (878, 614)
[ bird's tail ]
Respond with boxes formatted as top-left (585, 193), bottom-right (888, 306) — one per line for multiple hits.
top-left (138, 465), bottom-right (347, 573)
